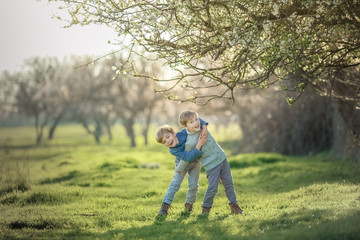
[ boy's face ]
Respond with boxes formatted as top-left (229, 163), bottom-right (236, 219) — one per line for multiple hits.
top-left (162, 132), bottom-right (179, 148)
top-left (184, 115), bottom-right (201, 132)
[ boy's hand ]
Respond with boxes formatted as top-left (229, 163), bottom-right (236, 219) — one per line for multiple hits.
top-left (196, 133), bottom-right (207, 150)
top-left (175, 167), bottom-right (186, 177)
top-left (200, 125), bottom-right (208, 139)
top-left (199, 134), bottom-right (207, 145)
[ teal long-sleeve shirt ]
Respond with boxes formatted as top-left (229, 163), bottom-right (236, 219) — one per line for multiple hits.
top-left (169, 118), bottom-right (207, 162)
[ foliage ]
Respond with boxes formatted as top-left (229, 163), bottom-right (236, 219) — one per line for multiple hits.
top-left (232, 87), bottom-right (335, 155)
top-left (0, 125), bottom-right (359, 239)
top-left (48, 0), bottom-right (360, 106)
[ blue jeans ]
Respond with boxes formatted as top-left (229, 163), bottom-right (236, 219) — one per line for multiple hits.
top-left (202, 159), bottom-right (237, 207)
top-left (163, 160), bottom-right (201, 205)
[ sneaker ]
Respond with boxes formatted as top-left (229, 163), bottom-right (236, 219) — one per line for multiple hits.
top-left (184, 203), bottom-right (193, 211)
top-left (202, 206), bottom-right (212, 215)
top-left (229, 202), bottom-right (243, 215)
top-left (158, 202), bottom-right (171, 215)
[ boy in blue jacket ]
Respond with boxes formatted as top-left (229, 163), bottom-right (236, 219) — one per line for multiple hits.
top-left (155, 117), bottom-right (208, 215)
top-left (156, 110), bottom-right (243, 215)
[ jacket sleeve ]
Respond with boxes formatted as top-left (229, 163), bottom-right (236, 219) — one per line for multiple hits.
top-left (170, 147), bottom-right (202, 162)
top-left (200, 118), bottom-right (208, 127)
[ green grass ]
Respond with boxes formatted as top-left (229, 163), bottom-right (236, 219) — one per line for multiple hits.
top-left (0, 125), bottom-right (359, 240)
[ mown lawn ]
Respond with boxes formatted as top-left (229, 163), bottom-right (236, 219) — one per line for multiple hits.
top-left (0, 125), bottom-right (359, 240)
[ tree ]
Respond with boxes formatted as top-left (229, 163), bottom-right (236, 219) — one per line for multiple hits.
top-left (48, 0), bottom-right (360, 156)
top-left (0, 71), bottom-right (18, 124)
top-left (67, 55), bottom-right (116, 144)
top-left (64, 53), bottom-right (162, 146)
top-left (13, 57), bottom-right (61, 145)
top-left (46, 60), bottom-right (73, 140)
top-left (49, 0), bottom-right (359, 103)
top-left (99, 53), bottom-right (163, 147)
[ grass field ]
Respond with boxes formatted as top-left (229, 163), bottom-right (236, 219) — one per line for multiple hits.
top-left (0, 125), bottom-right (359, 240)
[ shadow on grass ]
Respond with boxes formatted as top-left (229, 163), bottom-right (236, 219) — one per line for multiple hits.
top-left (248, 211), bottom-right (360, 240)
top-left (61, 210), bottom-right (360, 240)
top-left (40, 170), bottom-right (80, 184)
top-left (65, 213), bottom-right (233, 240)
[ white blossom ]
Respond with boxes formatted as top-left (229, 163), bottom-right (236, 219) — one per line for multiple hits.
top-left (272, 4), bottom-right (279, 17)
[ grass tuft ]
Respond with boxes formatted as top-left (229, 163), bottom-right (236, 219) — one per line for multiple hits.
top-left (0, 156), bottom-right (31, 197)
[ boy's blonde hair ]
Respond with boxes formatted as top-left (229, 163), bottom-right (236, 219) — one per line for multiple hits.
top-left (179, 110), bottom-right (198, 126)
top-left (155, 125), bottom-right (176, 143)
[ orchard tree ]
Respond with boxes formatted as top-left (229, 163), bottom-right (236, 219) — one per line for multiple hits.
top-left (0, 71), bottom-right (18, 123)
top-left (68, 55), bottom-right (117, 144)
top-left (100, 54), bottom-right (162, 147)
top-left (46, 59), bottom-right (74, 140)
top-left (48, 0), bottom-right (359, 103)
top-left (13, 57), bottom-right (61, 145)
top-left (48, 0), bottom-right (360, 153)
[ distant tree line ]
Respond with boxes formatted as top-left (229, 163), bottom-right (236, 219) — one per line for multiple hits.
top-left (0, 54), bottom-right (358, 158)
top-left (0, 54), bottom-right (163, 147)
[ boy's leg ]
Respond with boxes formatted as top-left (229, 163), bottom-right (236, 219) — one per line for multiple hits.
top-left (185, 160), bottom-right (201, 207)
top-left (219, 159), bottom-right (237, 204)
top-left (220, 159), bottom-right (243, 214)
top-left (162, 170), bottom-right (185, 205)
top-left (202, 163), bottom-right (222, 208)
top-left (159, 170), bottom-right (185, 215)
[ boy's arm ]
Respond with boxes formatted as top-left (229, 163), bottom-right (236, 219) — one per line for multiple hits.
top-left (170, 146), bottom-right (202, 162)
top-left (169, 130), bottom-right (203, 162)
top-left (200, 118), bottom-right (208, 128)
top-left (200, 124), bottom-right (208, 138)
top-left (169, 122), bottom-right (208, 162)
top-left (170, 135), bottom-right (207, 162)
top-left (200, 118), bottom-right (208, 138)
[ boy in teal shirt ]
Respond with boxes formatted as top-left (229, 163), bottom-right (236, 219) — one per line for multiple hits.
top-left (156, 110), bottom-right (243, 215)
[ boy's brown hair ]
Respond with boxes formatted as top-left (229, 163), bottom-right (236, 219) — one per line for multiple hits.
top-left (179, 110), bottom-right (198, 126)
top-left (155, 125), bottom-right (176, 143)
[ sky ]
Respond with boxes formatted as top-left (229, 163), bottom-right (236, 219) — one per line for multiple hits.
top-left (0, 0), bottom-right (118, 72)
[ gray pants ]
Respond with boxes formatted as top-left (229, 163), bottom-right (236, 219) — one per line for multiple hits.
top-left (163, 160), bottom-right (201, 205)
top-left (202, 159), bottom-right (237, 207)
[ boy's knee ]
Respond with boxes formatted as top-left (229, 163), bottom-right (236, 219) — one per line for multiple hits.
top-left (222, 181), bottom-right (233, 188)
top-left (169, 182), bottom-right (181, 191)
top-left (207, 187), bottom-right (218, 195)
top-left (188, 183), bottom-right (198, 191)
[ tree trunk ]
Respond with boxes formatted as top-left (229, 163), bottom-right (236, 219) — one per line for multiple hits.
top-left (48, 112), bottom-right (64, 140)
top-left (81, 121), bottom-right (92, 134)
top-left (94, 121), bottom-right (102, 144)
top-left (34, 113), bottom-right (44, 145)
top-left (81, 120), bottom-right (102, 144)
top-left (36, 134), bottom-right (42, 145)
top-left (142, 107), bottom-right (153, 145)
top-left (332, 73), bottom-right (360, 158)
top-left (142, 129), bottom-right (148, 145)
top-left (105, 121), bottom-right (113, 141)
top-left (35, 114), bottom-right (40, 145)
top-left (336, 100), bottom-right (360, 158)
top-left (123, 119), bottom-right (136, 147)
top-left (35, 113), bottom-right (48, 145)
